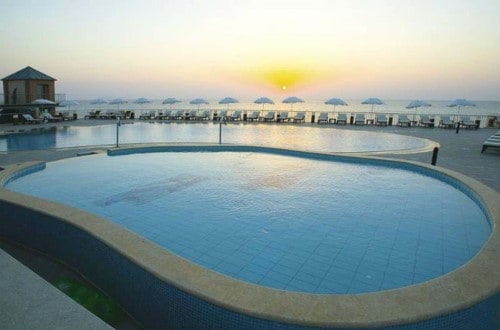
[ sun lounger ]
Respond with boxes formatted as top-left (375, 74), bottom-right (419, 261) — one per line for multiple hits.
top-left (262, 111), bottom-right (275, 122)
top-left (21, 114), bottom-right (42, 124)
top-left (227, 110), bottom-right (242, 121)
top-left (42, 112), bottom-right (62, 122)
top-left (139, 110), bottom-right (156, 120)
top-left (277, 112), bottom-right (289, 122)
top-left (317, 112), bottom-right (329, 124)
top-left (99, 111), bottom-right (116, 119)
top-left (419, 115), bottom-right (435, 127)
top-left (460, 117), bottom-right (479, 129)
top-left (246, 111), bottom-right (260, 121)
top-left (60, 111), bottom-right (73, 121)
top-left (186, 110), bottom-right (198, 120)
top-left (156, 110), bottom-right (169, 120)
top-left (196, 110), bottom-right (210, 121)
top-left (376, 114), bottom-right (388, 126)
top-left (438, 116), bottom-right (455, 128)
top-left (336, 113), bottom-right (348, 125)
top-left (354, 113), bottom-right (366, 125)
top-left (84, 110), bottom-right (101, 119)
top-left (291, 112), bottom-right (305, 123)
top-left (213, 110), bottom-right (228, 121)
top-left (481, 131), bottom-right (500, 153)
top-left (397, 114), bottom-right (411, 127)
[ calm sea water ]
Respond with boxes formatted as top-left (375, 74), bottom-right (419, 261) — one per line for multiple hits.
top-left (59, 99), bottom-right (500, 118)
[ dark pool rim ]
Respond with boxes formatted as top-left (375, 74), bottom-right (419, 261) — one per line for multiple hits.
top-left (0, 144), bottom-right (498, 329)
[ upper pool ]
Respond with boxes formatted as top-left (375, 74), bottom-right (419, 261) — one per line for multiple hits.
top-left (0, 122), bottom-right (431, 153)
top-left (4, 148), bottom-right (491, 294)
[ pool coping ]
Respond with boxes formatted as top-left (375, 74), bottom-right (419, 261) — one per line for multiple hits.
top-left (0, 144), bottom-right (498, 328)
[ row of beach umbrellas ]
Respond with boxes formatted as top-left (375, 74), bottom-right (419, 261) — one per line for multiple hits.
top-left (33, 97), bottom-right (476, 115)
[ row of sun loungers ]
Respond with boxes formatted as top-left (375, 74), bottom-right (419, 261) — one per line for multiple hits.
top-left (14, 112), bottom-right (76, 124)
top-left (481, 131), bottom-right (500, 153)
top-left (82, 109), bottom-right (482, 129)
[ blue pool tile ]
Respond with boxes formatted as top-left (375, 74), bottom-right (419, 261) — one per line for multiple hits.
top-left (238, 269), bottom-right (265, 284)
top-left (242, 263), bottom-right (271, 276)
top-left (293, 271), bottom-right (323, 287)
top-left (260, 271), bottom-right (293, 287)
top-left (348, 281), bottom-right (380, 294)
top-left (214, 261), bottom-right (244, 276)
top-left (197, 254), bottom-right (223, 269)
top-left (287, 278), bottom-right (318, 292)
top-left (316, 280), bottom-right (349, 294)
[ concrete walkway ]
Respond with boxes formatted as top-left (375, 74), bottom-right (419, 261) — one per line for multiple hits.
top-left (0, 120), bottom-right (498, 328)
top-left (0, 248), bottom-right (112, 329)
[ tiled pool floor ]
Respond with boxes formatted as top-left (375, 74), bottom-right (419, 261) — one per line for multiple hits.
top-left (5, 151), bottom-right (490, 294)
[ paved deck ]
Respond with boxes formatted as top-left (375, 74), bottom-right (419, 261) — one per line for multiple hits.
top-left (0, 120), bottom-right (498, 328)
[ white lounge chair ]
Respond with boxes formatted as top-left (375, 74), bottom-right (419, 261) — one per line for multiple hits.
top-left (246, 111), bottom-right (260, 121)
top-left (439, 116), bottom-right (455, 128)
top-left (397, 114), bottom-right (411, 127)
top-left (42, 112), bottom-right (62, 122)
top-left (420, 115), bottom-right (435, 127)
top-left (460, 117), bottom-right (478, 129)
top-left (376, 114), bottom-right (388, 126)
top-left (354, 113), bottom-right (366, 125)
top-left (336, 113), bottom-right (348, 125)
top-left (139, 110), bottom-right (156, 120)
top-left (291, 112), bottom-right (305, 123)
top-left (481, 131), bottom-right (500, 153)
top-left (317, 112), bottom-right (329, 124)
top-left (277, 112), bottom-right (289, 122)
top-left (227, 110), bottom-right (242, 121)
top-left (196, 110), bottom-right (210, 121)
top-left (262, 111), bottom-right (275, 122)
top-left (21, 114), bottom-right (42, 124)
top-left (213, 110), bottom-right (228, 121)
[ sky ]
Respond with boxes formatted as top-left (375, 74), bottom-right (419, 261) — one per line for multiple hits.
top-left (1, 0), bottom-right (499, 100)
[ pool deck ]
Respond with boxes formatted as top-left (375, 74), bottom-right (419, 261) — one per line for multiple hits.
top-left (0, 119), bottom-right (498, 328)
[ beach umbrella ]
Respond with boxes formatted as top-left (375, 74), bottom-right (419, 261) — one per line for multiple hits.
top-left (31, 99), bottom-right (56, 114)
top-left (219, 97), bottom-right (239, 110)
top-left (109, 98), bottom-right (127, 110)
top-left (134, 97), bottom-right (151, 112)
top-left (325, 98), bottom-right (348, 111)
top-left (162, 98), bottom-right (181, 110)
top-left (447, 99), bottom-right (476, 128)
top-left (91, 98), bottom-right (107, 105)
top-left (447, 99), bottom-right (475, 115)
top-left (254, 97), bottom-right (274, 111)
top-left (406, 100), bottom-right (431, 120)
top-left (31, 99), bottom-right (56, 105)
top-left (162, 98), bottom-right (181, 105)
top-left (282, 96), bottom-right (304, 111)
top-left (134, 97), bottom-right (151, 105)
top-left (362, 98), bottom-right (384, 113)
top-left (189, 98), bottom-right (209, 110)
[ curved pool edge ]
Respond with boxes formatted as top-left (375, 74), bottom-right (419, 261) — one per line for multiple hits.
top-left (0, 145), bottom-right (498, 329)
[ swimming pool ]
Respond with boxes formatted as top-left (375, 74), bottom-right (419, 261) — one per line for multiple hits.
top-left (1, 146), bottom-right (498, 329)
top-left (0, 122), bottom-right (433, 153)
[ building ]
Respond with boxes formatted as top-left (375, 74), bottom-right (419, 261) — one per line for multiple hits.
top-left (2, 66), bottom-right (58, 104)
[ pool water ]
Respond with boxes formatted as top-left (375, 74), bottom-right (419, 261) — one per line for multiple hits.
top-left (5, 151), bottom-right (490, 294)
top-left (0, 122), bottom-right (428, 153)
